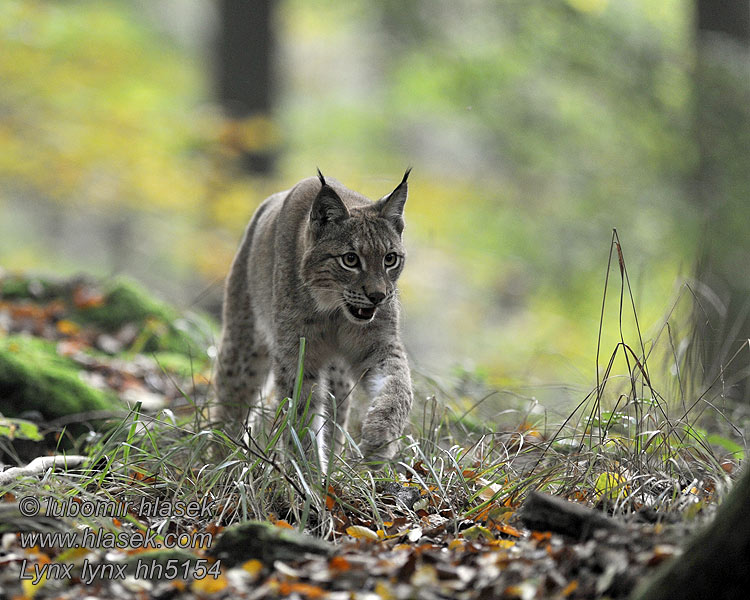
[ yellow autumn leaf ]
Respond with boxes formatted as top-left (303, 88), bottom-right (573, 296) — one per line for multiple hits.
top-left (21, 555), bottom-right (51, 599)
top-left (56, 319), bottom-right (80, 335)
top-left (55, 546), bottom-right (91, 562)
top-left (594, 472), bottom-right (628, 500)
top-left (462, 524), bottom-right (494, 541)
top-left (241, 559), bottom-right (263, 580)
top-left (22, 575), bottom-right (46, 600)
top-left (448, 538), bottom-right (465, 550)
top-left (191, 573), bottom-right (228, 595)
top-left (345, 525), bottom-right (380, 541)
top-left (375, 580), bottom-right (396, 600)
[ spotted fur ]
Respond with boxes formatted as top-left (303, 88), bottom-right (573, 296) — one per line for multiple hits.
top-left (215, 171), bottom-right (414, 464)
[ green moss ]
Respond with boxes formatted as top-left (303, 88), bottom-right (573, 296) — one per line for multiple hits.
top-left (0, 275), bottom-right (63, 300)
top-left (72, 277), bottom-right (214, 358)
top-left (0, 275), bottom-right (216, 430)
top-left (0, 336), bottom-right (121, 420)
top-left (74, 278), bottom-right (179, 332)
top-left (0, 417), bottom-right (43, 441)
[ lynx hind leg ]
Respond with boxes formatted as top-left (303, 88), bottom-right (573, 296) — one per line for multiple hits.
top-left (214, 333), bottom-right (270, 438)
top-left (324, 362), bottom-right (354, 453)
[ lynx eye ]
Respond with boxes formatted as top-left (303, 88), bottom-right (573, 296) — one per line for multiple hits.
top-left (384, 252), bottom-right (400, 268)
top-left (340, 252), bottom-right (361, 269)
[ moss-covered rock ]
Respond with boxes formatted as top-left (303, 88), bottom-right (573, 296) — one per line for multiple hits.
top-left (0, 273), bottom-right (216, 360)
top-left (0, 274), bottom-right (66, 301)
top-left (72, 277), bottom-right (214, 357)
top-left (0, 273), bottom-right (217, 449)
top-left (0, 336), bottom-right (122, 420)
top-left (209, 521), bottom-right (332, 567)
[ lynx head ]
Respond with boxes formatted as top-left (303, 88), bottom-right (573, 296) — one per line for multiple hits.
top-left (302, 169), bottom-right (410, 324)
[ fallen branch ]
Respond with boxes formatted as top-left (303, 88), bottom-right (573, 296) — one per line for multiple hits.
top-left (519, 491), bottom-right (623, 540)
top-left (0, 455), bottom-right (88, 486)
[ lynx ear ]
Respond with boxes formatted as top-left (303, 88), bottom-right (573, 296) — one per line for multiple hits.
top-left (376, 168), bottom-right (410, 235)
top-left (311, 170), bottom-right (349, 237)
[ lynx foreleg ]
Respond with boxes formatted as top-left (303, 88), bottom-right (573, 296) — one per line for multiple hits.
top-left (359, 349), bottom-right (413, 462)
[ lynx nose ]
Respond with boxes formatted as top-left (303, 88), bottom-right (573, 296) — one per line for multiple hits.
top-left (365, 290), bottom-right (386, 305)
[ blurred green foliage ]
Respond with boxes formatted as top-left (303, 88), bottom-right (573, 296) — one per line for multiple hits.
top-left (280, 0), bottom-right (704, 388)
top-left (0, 0), bottom-right (725, 395)
top-left (0, 0), bottom-right (203, 210)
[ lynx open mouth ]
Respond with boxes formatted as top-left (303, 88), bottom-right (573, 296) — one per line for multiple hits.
top-left (346, 303), bottom-right (376, 321)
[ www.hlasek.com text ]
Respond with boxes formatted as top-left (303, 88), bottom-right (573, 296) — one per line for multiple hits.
top-left (19, 527), bottom-right (214, 551)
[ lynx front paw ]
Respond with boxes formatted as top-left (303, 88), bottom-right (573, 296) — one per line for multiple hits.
top-left (358, 436), bottom-right (397, 465)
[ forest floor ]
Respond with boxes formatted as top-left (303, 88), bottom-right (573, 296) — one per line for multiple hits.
top-left (0, 272), bottom-right (737, 600)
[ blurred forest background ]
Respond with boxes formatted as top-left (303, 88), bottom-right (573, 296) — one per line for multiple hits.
top-left (1, 0), bottom-right (748, 410)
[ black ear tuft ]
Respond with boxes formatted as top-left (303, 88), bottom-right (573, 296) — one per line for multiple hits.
top-left (399, 167), bottom-right (412, 187)
top-left (316, 168), bottom-right (326, 187)
top-left (375, 169), bottom-right (410, 236)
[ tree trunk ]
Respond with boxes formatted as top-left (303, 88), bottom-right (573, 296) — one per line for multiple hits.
top-left (631, 466), bottom-right (750, 600)
top-left (215, 0), bottom-right (277, 175)
top-left (691, 0), bottom-right (750, 401)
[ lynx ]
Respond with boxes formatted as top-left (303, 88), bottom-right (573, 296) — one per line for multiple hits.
top-left (215, 170), bottom-right (414, 464)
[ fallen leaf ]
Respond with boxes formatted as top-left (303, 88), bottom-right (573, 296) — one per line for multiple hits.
top-left (595, 471), bottom-right (628, 500)
top-left (277, 582), bottom-right (327, 599)
top-left (21, 566), bottom-right (47, 599)
top-left (562, 579), bottom-right (579, 596)
top-left (448, 538), bottom-right (465, 551)
top-left (346, 525), bottom-right (379, 541)
top-left (191, 573), bottom-right (228, 594)
top-left (495, 522), bottom-right (523, 538)
top-left (477, 478), bottom-right (503, 502)
top-left (328, 555), bottom-right (350, 572)
top-left (374, 581), bottom-right (396, 600)
top-left (407, 527), bottom-right (422, 542)
top-left (56, 319), bottom-right (80, 336)
top-left (325, 485), bottom-right (337, 510)
top-left (462, 525), bottom-right (494, 541)
top-left (242, 558), bottom-right (264, 579)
